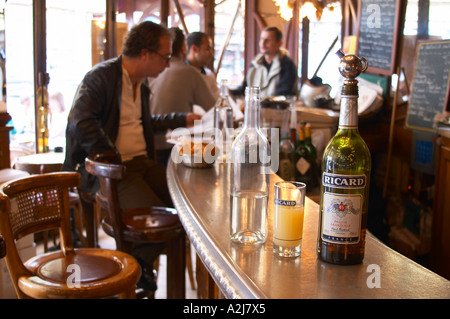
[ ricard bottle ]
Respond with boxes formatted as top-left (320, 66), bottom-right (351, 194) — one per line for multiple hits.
top-left (231, 86), bottom-right (270, 245)
top-left (213, 79), bottom-right (233, 162)
top-left (317, 50), bottom-right (371, 264)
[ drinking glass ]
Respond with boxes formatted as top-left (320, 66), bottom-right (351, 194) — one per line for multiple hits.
top-left (273, 181), bottom-right (306, 257)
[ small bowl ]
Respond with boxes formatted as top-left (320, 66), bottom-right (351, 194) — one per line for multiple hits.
top-left (177, 142), bottom-right (217, 168)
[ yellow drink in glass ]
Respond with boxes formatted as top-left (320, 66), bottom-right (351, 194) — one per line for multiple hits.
top-left (273, 181), bottom-right (306, 257)
top-left (273, 205), bottom-right (304, 248)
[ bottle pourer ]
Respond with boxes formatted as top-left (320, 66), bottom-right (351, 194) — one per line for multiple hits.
top-left (336, 49), bottom-right (368, 95)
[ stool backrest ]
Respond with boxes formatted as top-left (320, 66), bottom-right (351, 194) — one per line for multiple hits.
top-left (85, 153), bottom-right (127, 251)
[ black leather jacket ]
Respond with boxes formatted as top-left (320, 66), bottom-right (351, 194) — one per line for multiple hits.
top-left (63, 55), bottom-right (186, 193)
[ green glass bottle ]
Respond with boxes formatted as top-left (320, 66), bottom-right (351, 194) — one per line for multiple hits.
top-left (304, 123), bottom-right (317, 165)
top-left (295, 123), bottom-right (317, 186)
top-left (279, 136), bottom-right (295, 180)
top-left (294, 125), bottom-right (309, 183)
top-left (317, 50), bottom-right (371, 265)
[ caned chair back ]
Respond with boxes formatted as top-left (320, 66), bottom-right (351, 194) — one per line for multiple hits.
top-left (0, 172), bottom-right (141, 299)
top-left (1, 172), bottom-right (76, 253)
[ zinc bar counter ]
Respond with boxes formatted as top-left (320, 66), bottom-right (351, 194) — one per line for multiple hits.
top-left (167, 159), bottom-right (450, 299)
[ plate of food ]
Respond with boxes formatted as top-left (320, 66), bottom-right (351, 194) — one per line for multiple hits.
top-left (177, 140), bottom-right (217, 168)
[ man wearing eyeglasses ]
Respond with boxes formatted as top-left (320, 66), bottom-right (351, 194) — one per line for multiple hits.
top-left (63, 21), bottom-right (198, 293)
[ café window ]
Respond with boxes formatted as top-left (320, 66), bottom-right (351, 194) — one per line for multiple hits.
top-left (6, 0), bottom-right (106, 160)
top-left (299, 1), bottom-right (342, 98)
top-left (214, 0), bottom-right (245, 86)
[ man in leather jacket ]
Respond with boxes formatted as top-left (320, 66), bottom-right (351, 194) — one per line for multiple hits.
top-left (63, 21), bottom-right (198, 293)
top-left (64, 21), bottom-right (198, 206)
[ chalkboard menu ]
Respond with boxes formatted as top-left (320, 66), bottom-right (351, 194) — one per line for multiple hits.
top-left (357, 0), bottom-right (404, 75)
top-left (406, 40), bottom-right (450, 132)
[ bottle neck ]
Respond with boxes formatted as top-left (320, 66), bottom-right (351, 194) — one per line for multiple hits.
top-left (219, 79), bottom-right (228, 98)
top-left (244, 87), bottom-right (260, 128)
top-left (305, 124), bottom-right (312, 141)
top-left (338, 95), bottom-right (358, 129)
top-left (219, 85), bottom-right (228, 98)
top-left (298, 127), bottom-right (305, 141)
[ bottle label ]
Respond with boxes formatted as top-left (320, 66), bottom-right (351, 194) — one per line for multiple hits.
top-left (322, 172), bottom-right (366, 189)
top-left (296, 157), bottom-right (310, 175)
top-left (321, 192), bottom-right (362, 244)
top-left (274, 199), bottom-right (296, 206)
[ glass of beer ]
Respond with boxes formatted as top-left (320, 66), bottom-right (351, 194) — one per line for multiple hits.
top-left (273, 181), bottom-right (306, 257)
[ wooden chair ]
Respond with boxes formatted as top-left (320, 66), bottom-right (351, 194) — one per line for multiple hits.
top-left (85, 153), bottom-right (186, 299)
top-left (13, 159), bottom-right (98, 249)
top-left (0, 172), bottom-right (141, 299)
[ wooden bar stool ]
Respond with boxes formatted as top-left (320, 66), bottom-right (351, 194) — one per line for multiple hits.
top-left (0, 172), bottom-right (141, 299)
top-left (85, 152), bottom-right (186, 299)
top-left (13, 155), bottom-right (98, 249)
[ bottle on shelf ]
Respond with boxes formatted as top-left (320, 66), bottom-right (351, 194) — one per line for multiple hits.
top-left (278, 107), bottom-right (295, 181)
top-left (304, 122), bottom-right (319, 187)
top-left (289, 104), bottom-right (297, 145)
top-left (37, 104), bottom-right (49, 153)
top-left (304, 123), bottom-right (317, 165)
top-left (317, 50), bottom-right (371, 265)
top-left (36, 73), bottom-right (50, 153)
top-left (213, 79), bottom-right (233, 162)
top-left (231, 86), bottom-right (270, 245)
top-left (294, 123), bottom-right (316, 186)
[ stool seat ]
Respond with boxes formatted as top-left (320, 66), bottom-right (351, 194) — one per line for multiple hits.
top-left (30, 250), bottom-right (121, 284)
top-left (19, 248), bottom-right (140, 298)
top-left (102, 207), bottom-right (184, 243)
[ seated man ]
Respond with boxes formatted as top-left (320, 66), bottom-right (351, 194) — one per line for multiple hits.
top-left (150, 27), bottom-right (217, 165)
top-left (186, 31), bottom-right (219, 99)
top-left (63, 21), bottom-right (199, 292)
top-left (229, 26), bottom-right (298, 99)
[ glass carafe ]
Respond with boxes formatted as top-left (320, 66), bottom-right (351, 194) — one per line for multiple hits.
top-left (230, 86), bottom-right (270, 245)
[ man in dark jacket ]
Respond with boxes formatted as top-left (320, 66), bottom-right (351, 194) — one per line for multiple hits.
top-left (64, 21), bottom-right (198, 206)
top-left (63, 21), bottom-right (198, 293)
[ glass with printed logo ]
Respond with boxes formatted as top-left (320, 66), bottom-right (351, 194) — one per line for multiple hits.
top-left (273, 181), bottom-right (306, 257)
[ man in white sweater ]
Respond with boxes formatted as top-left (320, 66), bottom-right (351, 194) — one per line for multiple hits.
top-left (229, 26), bottom-right (298, 99)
